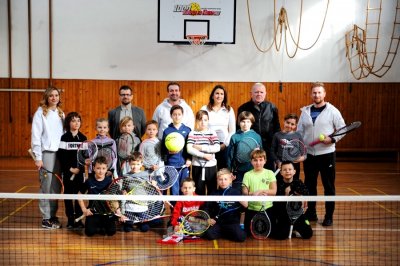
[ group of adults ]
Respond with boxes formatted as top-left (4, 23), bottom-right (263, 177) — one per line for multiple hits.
top-left (31, 81), bottom-right (344, 228)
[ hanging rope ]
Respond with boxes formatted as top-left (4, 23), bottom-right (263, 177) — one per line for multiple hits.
top-left (246, 0), bottom-right (329, 57)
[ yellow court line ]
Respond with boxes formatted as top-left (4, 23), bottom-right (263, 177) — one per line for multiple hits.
top-left (0, 199), bottom-right (34, 224)
top-left (346, 187), bottom-right (400, 218)
top-left (213, 239), bottom-right (219, 249)
top-left (0, 186), bottom-right (37, 204)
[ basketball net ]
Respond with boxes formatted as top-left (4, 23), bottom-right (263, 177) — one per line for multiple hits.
top-left (186, 35), bottom-right (207, 46)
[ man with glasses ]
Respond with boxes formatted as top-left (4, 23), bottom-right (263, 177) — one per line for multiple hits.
top-left (108, 85), bottom-right (146, 139)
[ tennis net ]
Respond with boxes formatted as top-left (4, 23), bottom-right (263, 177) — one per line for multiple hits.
top-left (0, 193), bottom-right (399, 265)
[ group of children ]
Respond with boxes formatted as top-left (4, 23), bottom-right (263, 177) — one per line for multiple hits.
top-left (57, 103), bottom-right (313, 241)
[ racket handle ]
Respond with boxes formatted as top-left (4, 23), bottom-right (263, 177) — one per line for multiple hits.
top-left (201, 168), bottom-right (205, 181)
top-left (84, 165), bottom-right (89, 182)
top-left (70, 174), bottom-right (76, 181)
top-left (75, 214), bottom-right (85, 223)
top-left (28, 149), bottom-right (36, 161)
top-left (288, 225), bottom-right (293, 239)
top-left (274, 169), bottom-right (280, 176)
top-left (309, 139), bottom-right (321, 147)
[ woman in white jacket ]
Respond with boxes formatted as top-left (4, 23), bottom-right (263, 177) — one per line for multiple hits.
top-left (31, 87), bottom-right (64, 229)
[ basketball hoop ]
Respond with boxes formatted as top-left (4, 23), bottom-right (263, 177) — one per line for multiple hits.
top-left (186, 35), bottom-right (208, 46)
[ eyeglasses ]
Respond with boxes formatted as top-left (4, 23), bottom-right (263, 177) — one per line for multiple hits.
top-left (120, 94), bottom-right (132, 97)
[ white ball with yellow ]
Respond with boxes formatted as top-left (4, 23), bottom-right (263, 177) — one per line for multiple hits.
top-left (319, 134), bottom-right (325, 141)
top-left (165, 132), bottom-right (185, 152)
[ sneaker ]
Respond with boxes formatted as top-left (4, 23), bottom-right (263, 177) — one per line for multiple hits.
top-left (42, 219), bottom-right (60, 229)
top-left (50, 217), bottom-right (62, 229)
top-left (322, 217), bottom-right (333, 226)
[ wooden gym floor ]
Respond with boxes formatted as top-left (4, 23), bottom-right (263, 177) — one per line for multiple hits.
top-left (0, 157), bottom-right (399, 265)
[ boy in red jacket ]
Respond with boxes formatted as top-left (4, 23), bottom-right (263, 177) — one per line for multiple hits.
top-left (170, 178), bottom-right (204, 233)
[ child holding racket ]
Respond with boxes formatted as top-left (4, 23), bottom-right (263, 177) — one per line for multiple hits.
top-left (58, 112), bottom-right (87, 229)
top-left (90, 118), bottom-right (118, 179)
top-left (170, 178), bottom-right (204, 233)
top-left (118, 116), bottom-right (141, 175)
top-left (227, 111), bottom-right (262, 188)
top-left (273, 161), bottom-right (313, 239)
top-left (187, 110), bottom-right (220, 195)
top-left (271, 113), bottom-right (306, 181)
top-left (139, 120), bottom-right (164, 172)
top-left (161, 105), bottom-right (192, 196)
top-left (202, 168), bottom-right (248, 242)
top-left (78, 156), bottom-right (124, 236)
top-left (122, 152), bottom-right (155, 232)
top-left (242, 149), bottom-right (277, 238)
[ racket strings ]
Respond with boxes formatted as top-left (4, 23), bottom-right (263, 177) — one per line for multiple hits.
top-left (141, 140), bottom-right (160, 168)
top-left (282, 140), bottom-right (306, 161)
top-left (117, 134), bottom-right (135, 160)
top-left (97, 147), bottom-right (115, 169)
top-left (151, 166), bottom-right (179, 190)
top-left (77, 141), bottom-right (98, 165)
top-left (182, 211), bottom-right (210, 234)
top-left (235, 138), bottom-right (259, 164)
top-left (251, 213), bottom-right (271, 238)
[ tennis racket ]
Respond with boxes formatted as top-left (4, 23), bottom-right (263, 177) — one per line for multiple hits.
top-left (75, 180), bottom-right (123, 222)
top-left (116, 133), bottom-right (136, 168)
top-left (215, 129), bottom-right (226, 145)
top-left (179, 210), bottom-right (210, 235)
top-left (139, 138), bottom-right (161, 170)
top-left (28, 149), bottom-right (64, 194)
top-left (215, 184), bottom-right (246, 220)
top-left (76, 140), bottom-right (98, 181)
top-left (250, 204), bottom-right (272, 240)
top-left (309, 121), bottom-right (362, 146)
top-left (235, 137), bottom-right (260, 165)
top-left (120, 177), bottom-right (169, 223)
top-left (286, 196), bottom-right (304, 239)
top-left (97, 146), bottom-right (117, 175)
top-left (281, 139), bottom-right (307, 162)
top-left (150, 165), bottom-right (186, 190)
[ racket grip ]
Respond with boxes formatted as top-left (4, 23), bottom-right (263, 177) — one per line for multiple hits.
top-left (201, 168), bottom-right (205, 181)
top-left (75, 214), bottom-right (85, 223)
top-left (274, 169), bottom-right (280, 176)
top-left (70, 174), bottom-right (76, 181)
top-left (288, 225), bottom-right (293, 239)
top-left (309, 139), bottom-right (321, 147)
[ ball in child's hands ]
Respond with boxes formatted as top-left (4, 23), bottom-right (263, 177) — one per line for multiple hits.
top-left (319, 134), bottom-right (325, 141)
top-left (165, 132), bottom-right (185, 152)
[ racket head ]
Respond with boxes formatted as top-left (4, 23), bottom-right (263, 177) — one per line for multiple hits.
top-left (286, 199), bottom-right (304, 222)
top-left (180, 210), bottom-right (210, 235)
top-left (39, 167), bottom-right (64, 194)
top-left (116, 133), bottom-right (135, 161)
top-left (235, 137), bottom-right (260, 164)
top-left (77, 140), bottom-right (98, 166)
top-left (91, 180), bottom-right (122, 215)
top-left (250, 210), bottom-right (271, 239)
top-left (331, 121), bottom-right (362, 137)
top-left (140, 138), bottom-right (161, 169)
top-left (121, 177), bottom-right (159, 203)
top-left (150, 166), bottom-right (179, 190)
top-left (97, 146), bottom-right (116, 169)
top-left (282, 139), bottom-right (307, 162)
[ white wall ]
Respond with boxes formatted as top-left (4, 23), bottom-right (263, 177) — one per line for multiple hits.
top-left (0, 0), bottom-right (399, 82)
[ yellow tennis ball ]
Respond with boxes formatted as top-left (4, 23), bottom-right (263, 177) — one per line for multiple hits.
top-left (319, 134), bottom-right (325, 141)
top-left (165, 132), bottom-right (185, 152)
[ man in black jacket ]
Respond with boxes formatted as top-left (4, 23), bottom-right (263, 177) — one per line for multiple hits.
top-left (237, 83), bottom-right (281, 170)
top-left (108, 85), bottom-right (146, 140)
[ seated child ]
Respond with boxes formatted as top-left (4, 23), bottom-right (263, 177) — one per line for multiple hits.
top-left (273, 161), bottom-right (313, 239)
top-left (170, 178), bottom-right (204, 233)
top-left (203, 168), bottom-right (248, 242)
top-left (78, 156), bottom-right (125, 237)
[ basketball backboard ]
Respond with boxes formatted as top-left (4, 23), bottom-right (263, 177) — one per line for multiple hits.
top-left (158, 0), bottom-right (236, 45)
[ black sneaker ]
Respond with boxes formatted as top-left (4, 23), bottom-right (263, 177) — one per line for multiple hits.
top-left (42, 219), bottom-right (60, 229)
top-left (49, 217), bottom-right (62, 229)
top-left (322, 217), bottom-right (333, 226)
